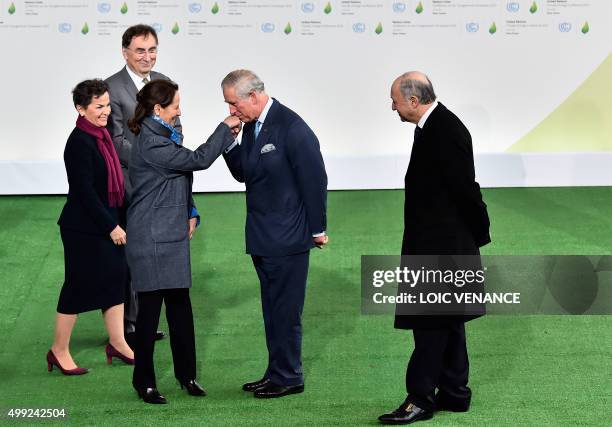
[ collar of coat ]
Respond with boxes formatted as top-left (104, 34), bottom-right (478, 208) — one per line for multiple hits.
top-left (141, 116), bottom-right (174, 140)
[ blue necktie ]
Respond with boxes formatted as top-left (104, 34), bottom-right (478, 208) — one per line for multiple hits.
top-left (255, 120), bottom-right (262, 139)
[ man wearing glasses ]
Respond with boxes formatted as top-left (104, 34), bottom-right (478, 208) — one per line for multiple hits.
top-left (106, 24), bottom-right (175, 345)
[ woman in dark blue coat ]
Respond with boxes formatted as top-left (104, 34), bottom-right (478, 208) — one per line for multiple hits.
top-left (48, 80), bottom-right (134, 376)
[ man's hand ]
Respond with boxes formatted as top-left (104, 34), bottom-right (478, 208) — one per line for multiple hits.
top-left (110, 225), bottom-right (127, 245)
top-left (189, 217), bottom-right (197, 240)
top-left (314, 235), bottom-right (329, 248)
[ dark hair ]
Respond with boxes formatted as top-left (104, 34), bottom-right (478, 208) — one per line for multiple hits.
top-left (122, 24), bottom-right (158, 48)
top-left (72, 79), bottom-right (108, 108)
top-left (128, 80), bottom-right (179, 135)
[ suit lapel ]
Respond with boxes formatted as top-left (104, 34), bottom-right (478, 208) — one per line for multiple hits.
top-left (241, 122), bottom-right (255, 178)
top-left (420, 103), bottom-right (443, 136)
top-left (120, 67), bottom-right (138, 103)
top-left (251, 124), bottom-right (272, 170)
top-left (248, 100), bottom-right (279, 171)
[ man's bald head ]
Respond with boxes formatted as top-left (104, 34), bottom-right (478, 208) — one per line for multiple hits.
top-left (394, 71), bottom-right (436, 104)
top-left (390, 71), bottom-right (437, 124)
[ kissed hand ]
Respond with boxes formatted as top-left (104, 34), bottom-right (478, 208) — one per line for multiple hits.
top-left (223, 115), bottom-right (242, 133)
top-left (231, 122), bottom-right (242, 138)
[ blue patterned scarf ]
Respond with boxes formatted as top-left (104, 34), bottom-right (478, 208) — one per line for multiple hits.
top-left (151, 115), bottom-right (183, 145)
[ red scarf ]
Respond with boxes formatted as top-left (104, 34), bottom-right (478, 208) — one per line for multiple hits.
top-left (76, 115), bottom-right (124, 207)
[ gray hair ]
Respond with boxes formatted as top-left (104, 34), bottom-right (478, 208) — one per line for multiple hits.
top-left (399, 74), bottom-right (436, 104)
top-left (221, 69), bottom-right (265, 98)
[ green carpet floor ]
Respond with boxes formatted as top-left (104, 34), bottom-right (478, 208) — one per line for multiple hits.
top-left (0, 188), bottom-right (611, 426)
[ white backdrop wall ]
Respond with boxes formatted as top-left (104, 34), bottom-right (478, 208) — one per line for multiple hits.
top-left (0, 0), bottom-right (610, 194)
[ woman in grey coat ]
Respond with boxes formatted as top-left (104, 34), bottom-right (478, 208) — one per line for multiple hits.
top-left (126, 80), bottom-right (241, 404)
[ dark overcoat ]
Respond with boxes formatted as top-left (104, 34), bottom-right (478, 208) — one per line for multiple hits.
top-left (396, 103), bottom-right (490, 330)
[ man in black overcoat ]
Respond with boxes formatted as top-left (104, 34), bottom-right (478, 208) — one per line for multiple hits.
top-left (378, 71), bottom-right (491, 424)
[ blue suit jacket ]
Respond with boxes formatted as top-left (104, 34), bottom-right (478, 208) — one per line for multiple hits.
top-left (224, 99), bottom-right (327, 257)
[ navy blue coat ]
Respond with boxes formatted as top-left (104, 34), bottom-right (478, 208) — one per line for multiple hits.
top-left (224, 99), bottom-right (327, 257)
top-left (58, 127), bottom-right (119, 236)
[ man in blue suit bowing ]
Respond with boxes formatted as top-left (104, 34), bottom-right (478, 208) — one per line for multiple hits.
top-left (221, 69), bottom-right (328, 399)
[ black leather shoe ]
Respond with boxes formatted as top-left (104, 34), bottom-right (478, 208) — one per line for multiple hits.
top-left (136, 387), bottom-right (167, 404)
top-left (435, 393), bottom-right (470, 412)
top-left (155, 330), bottom-right (165, 341)
top-left (254, 382), bottom-right (304, 399)
top-left (378, 403), bottom-right (433, 424)
top-left (242, 377), bottom-right (271, 392)
top-left (180, 379), bottom-right (207, 396)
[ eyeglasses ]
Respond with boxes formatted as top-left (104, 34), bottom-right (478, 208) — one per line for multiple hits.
top-left (124, 47), bottom-right (158, 57)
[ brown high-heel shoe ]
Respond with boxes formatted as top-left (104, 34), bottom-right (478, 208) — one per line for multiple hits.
top-left (46, 350), bottom-right (89, 375)
top-left (105, 343), bottom-right (134, 365)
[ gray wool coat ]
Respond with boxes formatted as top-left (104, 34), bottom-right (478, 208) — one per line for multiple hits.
top-left (126, 117), bottom-right (233, 292)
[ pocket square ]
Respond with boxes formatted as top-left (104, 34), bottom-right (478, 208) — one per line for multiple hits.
top-left (260, 144), bottom-right (276, 154)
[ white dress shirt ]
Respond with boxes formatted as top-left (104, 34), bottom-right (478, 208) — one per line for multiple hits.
top-left (125, 65), bottom-right (151, 91)
top-left (417, 100), bottom-right (439, 129)
top-left (257, 96), bottom-right (274, 126)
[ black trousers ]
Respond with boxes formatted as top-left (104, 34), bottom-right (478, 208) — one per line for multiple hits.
top-left (124, 270), bottom-right (138, 334)
top-left (405, 322), bottom-right (471, 411)
top-left (252, 251), bottom-right (309, 386)
top-left (118, 205), bottom-right (137, 334)
top-left (132, 288), bottom-right (197, 389)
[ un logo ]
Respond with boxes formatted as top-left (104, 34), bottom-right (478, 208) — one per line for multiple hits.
top-left (261, 23), bottom-right (275, 33)
top-left (97, 3), bottom-right (111, 13)
top-left (558, 22), bottom-right (572, 32)
top-left (301, 3), bottom-right (314, 13)
top-left (58, 23), bottom-right (72, 33)
top-left (188, 3), bottom-right (202, 13)
top-left (506, 2), bottom-right (520, 12)
top-left (352, 23), bottom-right (366, 33)
top-left (392, 3), bottom-right (407, 13)
top-left (466, 23), bottom-right (479, 33)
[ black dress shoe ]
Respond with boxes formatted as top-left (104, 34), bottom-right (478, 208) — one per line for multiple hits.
top-left (254, 382), bottom-right (304, 399)
top-left (242, 377), bottom-right (271, 392)
top-left (155, 331), bottom-right (165, 341)
top-left (378, 403), bottom-right (433, 424)
top-left (180, 379), bottom-right (207, 396)
top-left (136, 387), bottom-right (167, 404)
